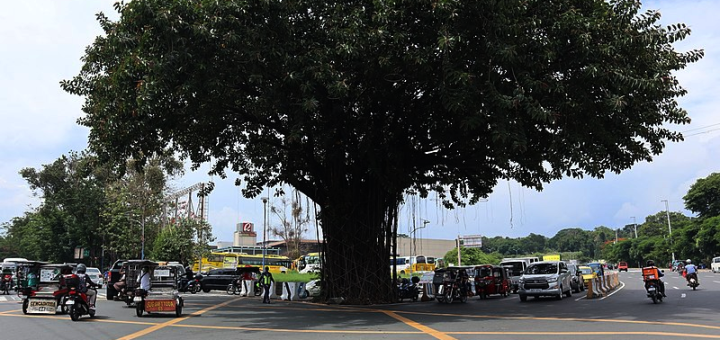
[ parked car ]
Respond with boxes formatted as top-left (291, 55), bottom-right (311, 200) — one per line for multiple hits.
top-left (578, 266), bottom-right (597, 282)
top-left (518, 261), bottom-right (573, 301)
top-left (305, 279), bottom-right (322, 297)
top-left (567, 263), bottom-right (585, 293)
top-left (201, 267), bottom-right (260, 292)
top-left (86, 267), bottom-right (104, 288)
top-left (617, 262), bottom-right (628, 272)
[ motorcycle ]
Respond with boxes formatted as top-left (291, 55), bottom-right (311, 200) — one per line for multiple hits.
top-left (397, 277), bottom-right (420, 302)
top-left (642, 267), bottom-right (664, 304)
top-left (183, 274), bottom-right (202, 294)
top-left (685, 271), bottom-right (699, 290)
top-left (65, 284), bottom-right (97, 321)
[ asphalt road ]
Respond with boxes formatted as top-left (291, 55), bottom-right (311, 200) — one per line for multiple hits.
top-left (1, 270), bottom-right (719, 340)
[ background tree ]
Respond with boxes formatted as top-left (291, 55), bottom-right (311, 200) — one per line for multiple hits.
top-left (17, 152), bottom-right (107, 264)
top-left (269, 190), bottom-right (313, 260)
top-left (684, 173), bottom-right (720, 219)
top-left (100, 157), bottom-right (183, 261)
top-left (150, 218), bottom-right (214, 265)
top-left (62, 0), bottom-right (701, 304)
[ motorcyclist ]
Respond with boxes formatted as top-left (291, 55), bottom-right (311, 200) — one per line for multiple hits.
top-left (76, 264), bottom-right (99, 309)
top-left (684, 259), bottom-right (699, 286)
top-left (642, 260), bottom-right (666, 297)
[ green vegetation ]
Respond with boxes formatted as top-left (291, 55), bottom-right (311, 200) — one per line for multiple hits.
top-left (441, 173), bottom-right (720, 267)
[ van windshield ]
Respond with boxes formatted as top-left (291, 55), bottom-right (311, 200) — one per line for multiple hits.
top-left (525, 263), bottom-right (558, 275)
top-left (501, 262), bottom-right (525, 276)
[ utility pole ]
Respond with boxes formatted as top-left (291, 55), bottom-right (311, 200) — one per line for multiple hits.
top-left (661, 200), bottom-right (675, 263)
top-left (457, 235), bottom-right (462, 266)
top-left (631, 216), bottom-right (638, 238)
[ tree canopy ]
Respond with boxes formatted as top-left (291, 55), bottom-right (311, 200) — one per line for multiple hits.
top-left (684, 172), bottom-right (720, 219)
top-left (62, 0), bottom-right (701, 303)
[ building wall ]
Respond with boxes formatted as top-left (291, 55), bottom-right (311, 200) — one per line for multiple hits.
top-left (395, 238), bottom-right (456, 259)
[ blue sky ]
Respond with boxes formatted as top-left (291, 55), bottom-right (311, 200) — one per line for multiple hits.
top-left (1, 1), bottom-right (719, 244)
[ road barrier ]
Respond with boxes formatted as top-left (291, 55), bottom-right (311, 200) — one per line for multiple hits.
top-left (585, 271), bottom-right (620, 298)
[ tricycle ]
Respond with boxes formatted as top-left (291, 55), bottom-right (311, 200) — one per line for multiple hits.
top-left (434, 266), bottom-right (474, 304)
top-left (22, 263), bottom-right (75, 314)
top-left (131, 260), bottom-right (184, 317)
top-left (474, 264), bottom-right (511, 299)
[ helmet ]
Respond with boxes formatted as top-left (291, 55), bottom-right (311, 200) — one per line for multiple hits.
top-left (264, 266), bottom-right (270, 273)
top-left (646, 260), bottom-right (655, 267)
top-left (686, 259), bottom-right (692, 264)
top-left (76, 264), bottom-right (86, 274)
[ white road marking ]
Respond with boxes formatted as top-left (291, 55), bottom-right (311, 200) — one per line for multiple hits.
top-left (599, 281), bottom-right (625, 300)
top-left (672, 286), bottom-right (679, 290)
top-left (713, 281), bottom-right (720, 284)
top-left (681, 293), bottom-right (687, 298)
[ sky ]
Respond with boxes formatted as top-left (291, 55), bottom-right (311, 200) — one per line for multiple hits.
top-left (1, 1), bottom-right (719, 245)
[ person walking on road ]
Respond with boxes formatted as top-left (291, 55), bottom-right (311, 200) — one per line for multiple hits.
top-left (260, 266), bottom-right (274, 304)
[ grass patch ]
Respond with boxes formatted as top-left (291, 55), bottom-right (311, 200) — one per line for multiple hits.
top-left (274, 272), bottom-right (320, 283)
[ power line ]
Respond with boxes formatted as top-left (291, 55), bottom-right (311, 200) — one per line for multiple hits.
top-left (682, 122), bottom-right (720, 133)
top-left (684, 128), bottom-right (720, 137)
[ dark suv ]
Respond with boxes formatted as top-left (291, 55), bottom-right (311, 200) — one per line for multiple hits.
top-left (567, 263), bottom-right (585, 293)
top-left (200, 268), bottom-right (240, 292)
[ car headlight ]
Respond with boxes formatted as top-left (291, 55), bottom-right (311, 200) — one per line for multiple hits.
top-left (547, 278), bottom-right (558, 283)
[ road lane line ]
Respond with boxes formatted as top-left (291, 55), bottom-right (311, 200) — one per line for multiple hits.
top-left (395, 310), bottom-right (720, 331)
top-left (713, 281), bottom-right (720, 284)
top-left (600, 281), bottom-right (625, 300)
top-left (116, 297), bottom-right (240, 340)
top-left (171, 323), bottom-right (420, 334)
top-left (381, 310), bottom-right (456, 340)
top-left (447, 331), bottom-right (720, 338)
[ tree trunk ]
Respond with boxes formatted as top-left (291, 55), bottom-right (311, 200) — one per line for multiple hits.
top-left (318, 177), bottom-right (401, 304)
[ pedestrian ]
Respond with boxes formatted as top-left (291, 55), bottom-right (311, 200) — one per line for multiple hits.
top-left (260, 266), bottom-right (274, 304)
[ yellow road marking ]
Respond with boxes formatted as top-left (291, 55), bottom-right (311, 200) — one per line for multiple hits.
top-left (447, 331), bottom-right (720, 339)
top-left (396, 310), bottom-right (720, 331)
top-left (170, 323), bottom-right (420, 334)
top-left (116, 297), bottom-right (239, 340)
top-left (381, 310), bottom-right (456, 340)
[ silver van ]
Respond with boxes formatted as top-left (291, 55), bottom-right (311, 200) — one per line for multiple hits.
top-left (518, 261), bottom-right (573, 301)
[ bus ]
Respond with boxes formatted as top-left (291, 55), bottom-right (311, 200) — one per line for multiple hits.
top-left (295, 252), bottom-right (323, 274)
top-left (390, 255), bottom-right (436, 274)
top-left (193, 252), bottom-right (292, 274)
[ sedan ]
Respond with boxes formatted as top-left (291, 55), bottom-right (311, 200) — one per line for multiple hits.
top-left (86, 267), bottom-right (104, 288)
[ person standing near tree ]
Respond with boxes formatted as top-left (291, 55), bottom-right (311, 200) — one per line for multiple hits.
top-left (260, 267), bottom-right (274, 304)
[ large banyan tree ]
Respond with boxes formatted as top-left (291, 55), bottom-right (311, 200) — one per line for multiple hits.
top-left (63, 0), bottom-right (702, 304)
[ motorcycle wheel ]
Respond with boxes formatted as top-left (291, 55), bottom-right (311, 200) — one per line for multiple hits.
top-left (136, 302), bottom-right (144, 317)
top-left (651, 295), bottom-right (658, 304)
top-left (444, 288), bottom-right (453, 304)
top-left (226, 284), bottom-right (235, 295)
top-left (70, 305), bottom-right (80, 321)
top-left (460, 293), bottom-right (468, 303)
top-left (22, 299), bottom-right (28, 314)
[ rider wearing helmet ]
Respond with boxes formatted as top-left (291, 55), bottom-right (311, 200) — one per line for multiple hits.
top-left (684, 259), bottom-right (699, 286)
top-left (643, 260), bottom-right (666, 297)
top-left (76, 264), bottom-right (99, 309)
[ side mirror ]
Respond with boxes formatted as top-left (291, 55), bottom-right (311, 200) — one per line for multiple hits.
top-left (661, 270), bottom-right (665, 273)
top-left (560, 269), bottom-right (568, 273)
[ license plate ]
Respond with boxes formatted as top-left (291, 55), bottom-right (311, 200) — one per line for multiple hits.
top-left (28, 299), bottom-right (57, 314)
top-left (133, 296), bottom-right (143, 302)
top-left (647, 287), bottom-right (656, 291)
top-left (144, 299), bottom-right (176, 312)
top-left (529, 289), bottom-right (541, 292)
top-left (65, 299), bottom-right (75, 305)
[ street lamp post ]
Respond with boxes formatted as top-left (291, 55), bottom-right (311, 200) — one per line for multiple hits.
top-left (661, 200), bottom-right (675, 263)
top-left (410, 219), bottom-right (429, 258)
top-left (631, 216), bottom-right (638, 238)
top-left (262, 197), bottom-right (268, 268)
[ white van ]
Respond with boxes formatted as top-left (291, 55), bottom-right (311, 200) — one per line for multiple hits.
top-left (712, 257), bottom-right (720, 273)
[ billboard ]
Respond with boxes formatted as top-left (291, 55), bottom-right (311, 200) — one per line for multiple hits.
top-left (461, 235), bottom-right (483, 248)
